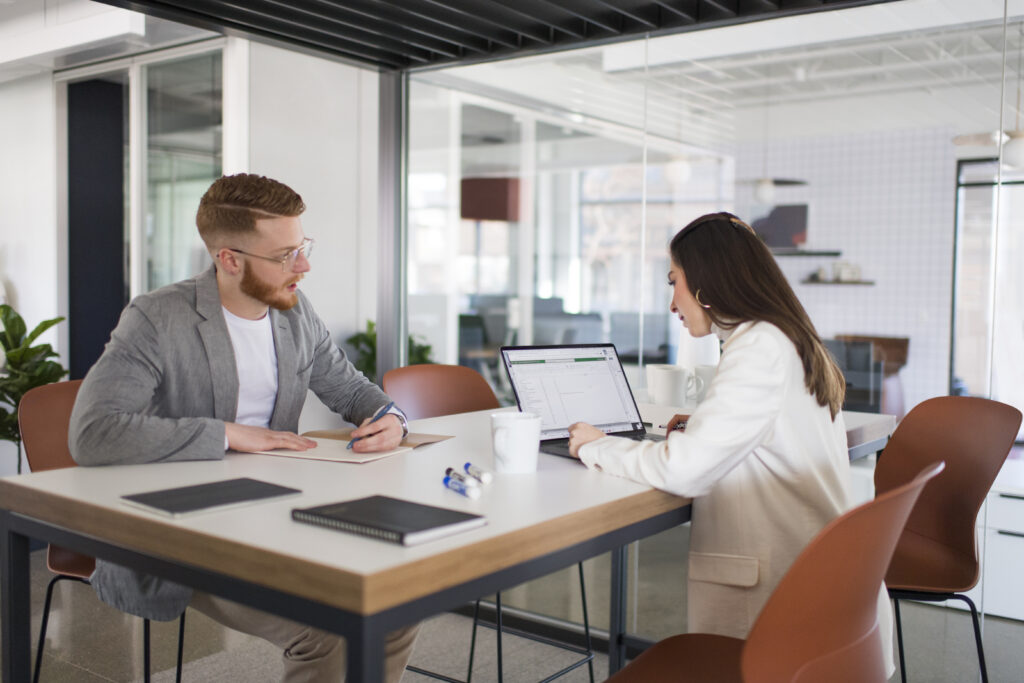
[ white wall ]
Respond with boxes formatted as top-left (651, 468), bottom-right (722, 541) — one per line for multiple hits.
top-left (0, 72), bottom-right (61, 476)
top-left (243, 42), bottom-right (379, 430)
top-left (737, 126), bottom-right (957, 414)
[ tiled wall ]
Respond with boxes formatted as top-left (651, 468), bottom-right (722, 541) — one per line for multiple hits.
top-left (736, 127), bottom-right (958, 414)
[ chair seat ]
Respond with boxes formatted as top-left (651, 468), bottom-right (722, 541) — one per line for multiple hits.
top-left (605, 633), bottom-right (744, 683)
top-left (885, 529), bottom-right (977, 594)
top-left (47, 544), bottom-right (96, 580)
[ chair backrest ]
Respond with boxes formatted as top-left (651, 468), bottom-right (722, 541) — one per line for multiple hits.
top-left (18, 379), bottom-right (83, 472)
top-left (874, 396), bottom-right (1021, 572)
top-left (382, 364), bottom-right (500, 420)
top-left (742, 462), bottom-right (944, 683)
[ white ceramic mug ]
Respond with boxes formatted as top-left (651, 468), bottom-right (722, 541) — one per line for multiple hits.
top-left (645, 364), bottom-right (705, 408)
top-left (491, 412), bottom-right (541, 473)
top-left (694, 364), bottom-right (717, 403)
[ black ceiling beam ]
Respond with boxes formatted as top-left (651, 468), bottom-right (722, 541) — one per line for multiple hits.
top-left (218, 0), bottom-right (436, 63)
top-left (650, 1), bottom-right (699, 22)
top-left (320, 0), bottom-right (494, 57)
top-left (383, 0), bottom-right (525, 50)
top-left (93, 0), bottom-right (899, 72)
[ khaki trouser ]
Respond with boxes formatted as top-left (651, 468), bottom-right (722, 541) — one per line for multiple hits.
top-left (190, 591), bottom-right (420, 682)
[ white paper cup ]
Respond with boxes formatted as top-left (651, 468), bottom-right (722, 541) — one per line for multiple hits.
top-left (491, 412), bottom-right (541, 474)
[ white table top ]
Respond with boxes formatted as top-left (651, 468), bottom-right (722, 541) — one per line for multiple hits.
top-left (635, 402), bottom-right (895, 452)
top-left (0, 408), bottom-right (685, 614)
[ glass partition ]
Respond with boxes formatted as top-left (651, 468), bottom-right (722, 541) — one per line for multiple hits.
top-left (145, 51), bottom-right (223, 291)
top-left (405, 0), bottom-right (1019, 663)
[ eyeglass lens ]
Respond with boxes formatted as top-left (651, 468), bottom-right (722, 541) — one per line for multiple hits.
top-left (283, 239), bottom-right (314, 269)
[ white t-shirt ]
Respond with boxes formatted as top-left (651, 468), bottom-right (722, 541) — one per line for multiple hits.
top-left (223, 307), bottom-right (279, 429)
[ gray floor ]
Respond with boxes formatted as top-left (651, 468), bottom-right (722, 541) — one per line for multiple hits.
top-left (2, 546), bottom-right (1020, 682)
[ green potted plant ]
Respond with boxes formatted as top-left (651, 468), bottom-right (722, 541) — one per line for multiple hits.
top-left (345, 320), bottom-right (433, 384)
top-left (0, 304), bottom-right (68, 474)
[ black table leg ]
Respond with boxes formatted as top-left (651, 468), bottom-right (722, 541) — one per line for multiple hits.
top-left (346, 618), bottom-right (387, 683)
top-left (608, 545), bottom-right (629, 674)
top-left (2, 511), bottom-right (32, 683)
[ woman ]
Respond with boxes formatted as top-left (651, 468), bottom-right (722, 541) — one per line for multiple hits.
top-left (569, 212), bottom-right (887, 652)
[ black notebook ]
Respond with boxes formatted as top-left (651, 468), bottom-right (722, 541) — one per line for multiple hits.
top-left (122, 478), bottom-right (302, 518)
top-left (292, 495), bottom-right (487, 546)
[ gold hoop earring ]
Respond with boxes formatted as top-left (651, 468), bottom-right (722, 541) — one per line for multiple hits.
top-left (695, 289), bottom-right (711, 309)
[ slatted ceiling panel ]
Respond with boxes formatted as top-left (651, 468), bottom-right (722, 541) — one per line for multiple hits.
top-left (95, 0), bottom-right (895, 71)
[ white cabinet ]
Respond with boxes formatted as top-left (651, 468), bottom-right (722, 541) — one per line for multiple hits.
top-left (951, 461), bottom-right (1024, 621)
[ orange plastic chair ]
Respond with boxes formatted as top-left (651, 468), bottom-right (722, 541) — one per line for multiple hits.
top-left (382, 364), bottom-right (593, 683)
top-left (18, 380), bottom-right (186, 683)
top-left (874, 396), bottom-right (1022, 683)
top-left (382, 364), bottom-right (501, 420)
top-left (605, 462), bottom-right (945, 683)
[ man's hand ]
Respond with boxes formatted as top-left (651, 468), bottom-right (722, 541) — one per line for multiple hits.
top-left (225, 423), bottom-right (317, 452)
top-left (568, 422), bottom-right (606, 459)
top-left (665, 413), bottom-right (691, 435)
top-left (349, 414), bottom-right (404, 453)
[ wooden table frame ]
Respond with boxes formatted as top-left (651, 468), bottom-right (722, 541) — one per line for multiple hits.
top-left (1, 493), bottom-right (688, 682)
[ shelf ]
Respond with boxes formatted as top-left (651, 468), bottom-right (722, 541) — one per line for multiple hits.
top-left (772, 248), bottom-right (842, 257)
top-left (800, 279), bottom-right (875, 286)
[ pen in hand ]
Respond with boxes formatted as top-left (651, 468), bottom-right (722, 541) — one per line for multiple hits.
top-left (347, 401), bottom-right (395, 450)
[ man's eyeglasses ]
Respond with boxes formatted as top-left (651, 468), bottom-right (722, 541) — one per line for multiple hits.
top-left (228, 237), bottom-right (314, 271)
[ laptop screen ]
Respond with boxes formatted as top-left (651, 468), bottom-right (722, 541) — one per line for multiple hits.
top-left (500, 344), bottom-right (644, 440)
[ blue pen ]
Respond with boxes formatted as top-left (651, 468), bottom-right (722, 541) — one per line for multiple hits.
top-left (347, 401), bottom-right (395, 450)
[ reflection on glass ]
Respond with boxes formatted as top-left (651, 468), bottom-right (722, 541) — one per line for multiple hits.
top-left (407, 0), bottom-right (1017, 646)
top-left (145, 51), bottom-right (222, 292)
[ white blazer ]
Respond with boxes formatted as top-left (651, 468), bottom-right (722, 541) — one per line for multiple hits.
top-left (579, 320), bottom-right (892, 665)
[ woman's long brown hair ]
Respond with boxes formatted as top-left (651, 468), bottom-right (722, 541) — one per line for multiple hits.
top-left (670, 212), bottom-right (845, 419)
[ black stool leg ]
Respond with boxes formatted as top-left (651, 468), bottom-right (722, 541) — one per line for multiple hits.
top-left (893, 598), bottom-right (907, 682)
top-left (954, 594), bottom-right (989, 683)
top-left (466, 600), bottom-right (481, 683)
top-left (495, 592), bottom-right (504, 683)
top-left (176, 611), bottom-right (186, 683)
top-left (143, 618), bottom-right (151, 683)
top-left (33, 576), bottom-right (60, 683)
top-left (577, 562), bottom-right (594, 683)
top-left (33, 575), bottom-right (89, 683)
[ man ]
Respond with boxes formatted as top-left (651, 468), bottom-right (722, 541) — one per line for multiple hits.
top-left (69, 173), bottom-right (418, 682)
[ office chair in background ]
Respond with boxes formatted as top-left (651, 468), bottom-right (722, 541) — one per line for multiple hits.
top-left (18, 380), bottom-right (187, 683)
top-left (382, 364), bottom-right (595, 683)
top-left (874, 396), bottom-right (1022, 683)
top-left (605, 462), bottom-right (944, 683)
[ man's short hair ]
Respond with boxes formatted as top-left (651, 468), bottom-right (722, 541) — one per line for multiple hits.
top-left (196, 173), bottom-right (305, 248)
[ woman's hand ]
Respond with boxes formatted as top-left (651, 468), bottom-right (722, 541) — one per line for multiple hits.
top-left (665, 414), bottom-right (691, 435)
top-left (568, 422), bottom-right (606, 459)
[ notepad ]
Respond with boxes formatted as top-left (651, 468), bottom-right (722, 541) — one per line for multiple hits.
top-left (291, 495), bottom-right (487, 546)
top-left (250, 437), bottom-right (412, 463)
top-left (122, 478), bottom-right (302, 518)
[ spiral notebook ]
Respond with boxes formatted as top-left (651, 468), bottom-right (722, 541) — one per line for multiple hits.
top-left (291, 495), bottom-right (486, 546)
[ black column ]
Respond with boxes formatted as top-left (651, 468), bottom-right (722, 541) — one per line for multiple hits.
top-left (67, 79), bottom-right (128, 379)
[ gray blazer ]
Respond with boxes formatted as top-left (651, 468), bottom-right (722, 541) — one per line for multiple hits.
top-left (69, 265), bottom-right (389, 620)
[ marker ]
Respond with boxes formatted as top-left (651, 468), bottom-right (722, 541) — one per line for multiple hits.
top-left (464, 462), bottom-right (493, 484)
top-left (445, 467), bottom-right (480, 487)
top-left (347, 401), bottom-right (395, 450)
top-left (443, 476), bottom-right (481, 499)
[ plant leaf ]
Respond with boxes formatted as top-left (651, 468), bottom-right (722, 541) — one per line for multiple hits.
top-left (0, 304), bottom-right (26, 351)
top-left (25, 317), bottom-right (65, 346)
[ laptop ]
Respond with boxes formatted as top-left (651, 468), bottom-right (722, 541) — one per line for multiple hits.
top-left (499, 344), bottom-right (664, 458)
